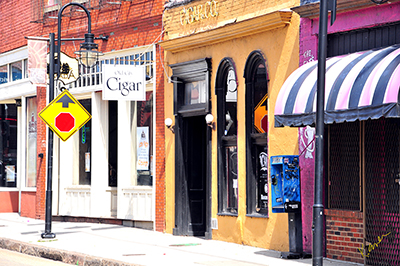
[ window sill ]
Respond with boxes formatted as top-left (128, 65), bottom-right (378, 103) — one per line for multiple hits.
top-left (21, 187), bottom-right (37, 192)
top-left (0, 78), bottom-right (30, 89)
top-left (246, 213), bottom-right (268, 218)
top-left (44, 4), bottom-right (61, 13)
top-left (0, 187), bottom-right (18, 192)
top-left (217, 212), bottom-right (238, 217)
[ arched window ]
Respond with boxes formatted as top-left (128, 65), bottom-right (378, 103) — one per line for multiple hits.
top-left (216, 58), bottom-right (238, 215)
top-left (244, 51), bottom-right (269, 216)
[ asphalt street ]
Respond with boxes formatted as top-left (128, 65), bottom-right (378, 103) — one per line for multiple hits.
top-left (0, 249), bottom-right (72, 266)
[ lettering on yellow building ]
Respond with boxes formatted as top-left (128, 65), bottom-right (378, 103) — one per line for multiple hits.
top-left (180, 0), bottom-right (218, 25)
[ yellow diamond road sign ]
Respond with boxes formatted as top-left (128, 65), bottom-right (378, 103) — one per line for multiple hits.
top-left (39, 90), bottom-right (91, 142)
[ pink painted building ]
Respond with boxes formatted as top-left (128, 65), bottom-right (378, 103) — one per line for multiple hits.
top-left (276, 0), bottom-right (400, 264)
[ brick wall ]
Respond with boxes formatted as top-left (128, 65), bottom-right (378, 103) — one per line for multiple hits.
top-left (155, 44), bottom-right (165, 232)
top-left (325, 209), bottom-right (364, 264)
top-left (0, 192), bottom-right (18, 212)
top-left (20, 192), bottom-right (37, 218)
top-left (36, 86), bottom-right (48, 220)
top-left (0, 0), bottom-right (41, 53)
top-left (41, 1), bottom-right (164, 56)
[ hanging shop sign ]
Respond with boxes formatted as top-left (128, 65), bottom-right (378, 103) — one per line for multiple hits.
top-left (180, 0), bottom-right (218, 25)
top-left (39, 90), bottom-right (91, 142)
top-left (102, 64), bottom-right (146, 101)
top-left (47, 52), bottom-right (79, 84)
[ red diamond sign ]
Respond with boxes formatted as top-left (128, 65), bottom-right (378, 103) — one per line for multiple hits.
top-left (39, 90), bottom-right (91, 141)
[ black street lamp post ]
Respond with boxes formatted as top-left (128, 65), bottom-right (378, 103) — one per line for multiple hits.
top-left (312, 0), bottom-right (336, 264)
top-left (41, 2), bottom-right (102, 239)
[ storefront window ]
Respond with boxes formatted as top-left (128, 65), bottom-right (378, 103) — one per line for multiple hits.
top-left (26, 97), bottom-right (37, 187)
top-left (0, 65), bottom-right (7, 84)
top-left (216, 58), bottom-right (238, 214)
top-left (131, 91), bottom-right (153, 186)
top-left (0, 104), bottom-right (17, 187)
top-left (245, 51), bottom-right (268, 216)
top-left (78, 99), bottom-right (91, 185)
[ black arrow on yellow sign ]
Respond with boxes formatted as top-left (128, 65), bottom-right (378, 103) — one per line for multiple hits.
top-left (56, 94), bottom-right (75, 108)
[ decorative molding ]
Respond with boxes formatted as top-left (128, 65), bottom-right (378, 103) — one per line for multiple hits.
top-left (160, 10), bottom-right (292, 53)
top-left (292, 0), bottom-right (400, 18)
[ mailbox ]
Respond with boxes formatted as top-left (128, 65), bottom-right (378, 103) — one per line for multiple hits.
top-left (270, 155), bottom-right (300, 213)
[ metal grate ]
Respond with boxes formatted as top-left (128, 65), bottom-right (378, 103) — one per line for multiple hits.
top-left (365, 118), bottom-right (400, 266)
top-left (328, 122), bottom-right (361, 210)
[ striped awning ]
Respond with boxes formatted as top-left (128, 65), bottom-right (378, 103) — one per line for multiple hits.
top-left (274, 44), bottom-right (400, 127)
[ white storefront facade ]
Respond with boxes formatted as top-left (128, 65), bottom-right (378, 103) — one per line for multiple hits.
top-left (54, 45), bottom-right (157, 228)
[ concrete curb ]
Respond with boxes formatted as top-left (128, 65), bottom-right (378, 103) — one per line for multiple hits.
top-left (0, 238), bottom-right (141, 266)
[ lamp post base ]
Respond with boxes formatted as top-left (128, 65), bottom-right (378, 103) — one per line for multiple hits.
top-left (41, 232), bottom-right (56, 239)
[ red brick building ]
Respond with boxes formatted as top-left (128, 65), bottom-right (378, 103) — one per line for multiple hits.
top-left (0, 0), bottom-right (165, 232)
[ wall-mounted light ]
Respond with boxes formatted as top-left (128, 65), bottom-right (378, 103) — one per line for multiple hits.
top-left (205, 113), bottom-right (215, 130)
top-left (15, 99), bottom-right (22, 107)
top-left (165, 118), bottom-right (175, 133)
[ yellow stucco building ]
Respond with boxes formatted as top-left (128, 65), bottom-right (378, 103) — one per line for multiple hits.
top-left (161, 0), bottom-right (300, 251)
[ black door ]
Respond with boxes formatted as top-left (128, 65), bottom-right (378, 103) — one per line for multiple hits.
top-left (174, 115), bottom-right (207, 236)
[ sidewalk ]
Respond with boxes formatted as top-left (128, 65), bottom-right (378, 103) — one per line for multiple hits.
top-left (0, 213), bottom-right (362, 266)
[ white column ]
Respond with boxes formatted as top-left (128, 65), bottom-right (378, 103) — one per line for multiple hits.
top-left (52, 135), bottom-right (59, 215)
top-left (90, 91), bottom-right (110, 217)
top-left (58, 134), bottom-right (74, 215)
top-left (117, 100), bottom-right (132, 219)
top-left (18, 96), bottom-right (26, 213)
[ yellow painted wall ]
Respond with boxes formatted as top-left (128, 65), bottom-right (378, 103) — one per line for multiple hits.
top-left (163, 0), bottom-right (300, 251)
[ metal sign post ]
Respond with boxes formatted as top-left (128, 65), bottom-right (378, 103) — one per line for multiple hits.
top-left (313, 0), bottom-right (336, 265)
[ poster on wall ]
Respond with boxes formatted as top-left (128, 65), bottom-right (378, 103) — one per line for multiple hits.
top-left (26, 97), bottom-right (37, 187)
top-left (85, 152), bottom-right (91, 172)
top-left (5, 165), bottom-right (15, 182)
top-left (259, 152), bottom-right (268, 209)
top-left (137, 127), bottom-right (149, 170)
top-left (102, 64), bottom-right (146, 101)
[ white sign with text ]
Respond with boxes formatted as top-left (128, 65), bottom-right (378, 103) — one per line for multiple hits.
top-left (102, 65), bottom-right (146, 101)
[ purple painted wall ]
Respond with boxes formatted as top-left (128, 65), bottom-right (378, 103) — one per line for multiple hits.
top-left (298, 1), bottom-right (400, 253)
top-left (299, 126), bottom-right (315, 252)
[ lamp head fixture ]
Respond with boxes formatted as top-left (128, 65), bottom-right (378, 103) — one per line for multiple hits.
top-left (165, 118), bottom-right (175, 133)
top-left (74, 33), bottom-right (103, 68)
top-left (205, 113), bottom-right (215, 130)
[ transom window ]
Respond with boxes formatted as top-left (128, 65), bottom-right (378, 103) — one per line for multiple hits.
top-left (0, 59), bottom-right (28, 85)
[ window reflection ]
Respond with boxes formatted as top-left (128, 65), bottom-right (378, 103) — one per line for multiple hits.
top-left (226, 146), bottom-right (238, 213)
top-left (78, 99), bottom-right (91, 185)
top-left (0, 65), bottom-right (8, 84)
top-left (184, 80), bottom-right (207, 105)
top-left (131, 91), bottom-right (153, 186)
top-left (26, 97), bottom-right (37, 187)
top-left (11, 61), bottom-right (22, 82)
top-left (0, 104), bottom-right (17, 187)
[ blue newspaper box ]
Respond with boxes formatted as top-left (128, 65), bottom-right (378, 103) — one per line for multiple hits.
top-left (270, 155), bottom-right (300, 213)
